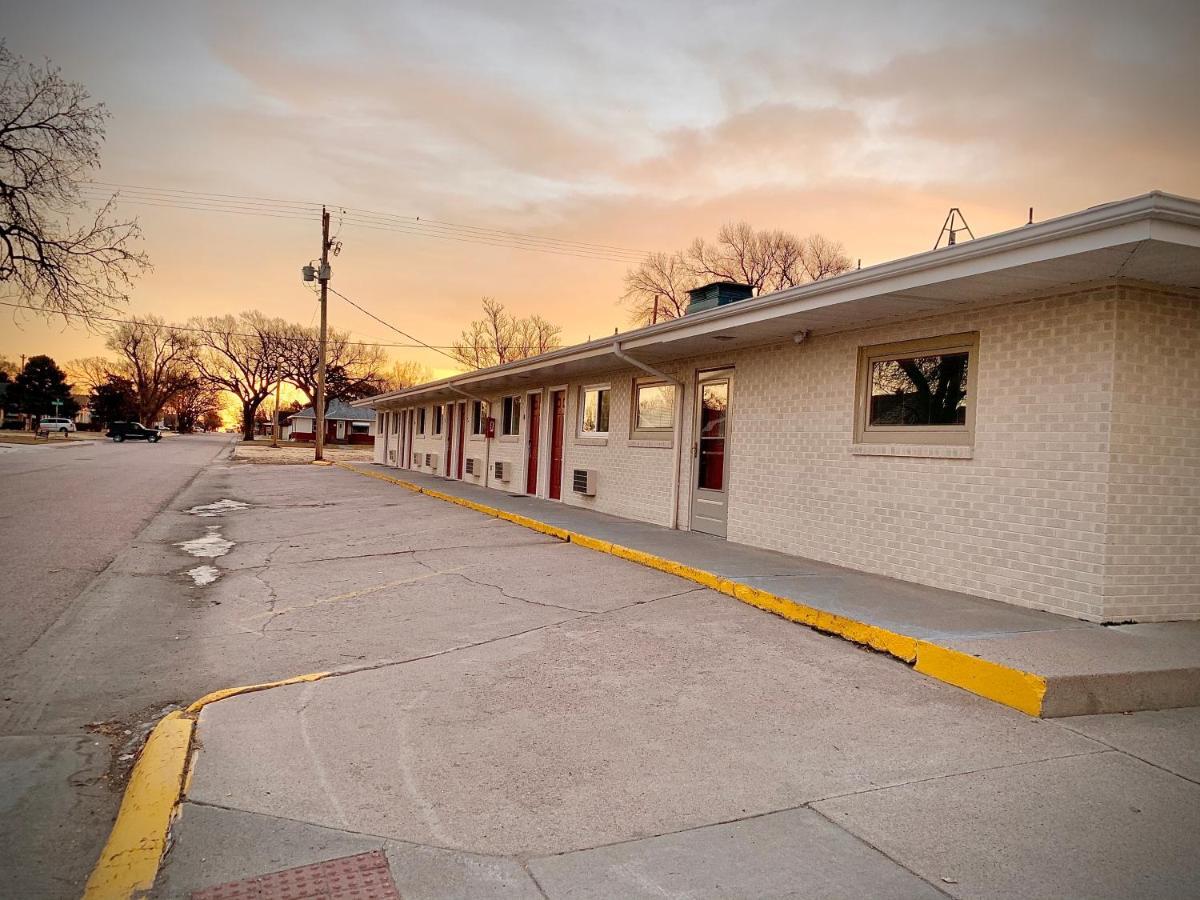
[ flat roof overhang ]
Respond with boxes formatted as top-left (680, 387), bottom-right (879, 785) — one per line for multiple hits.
top-left (357, 191), bottom-right (1200, 409)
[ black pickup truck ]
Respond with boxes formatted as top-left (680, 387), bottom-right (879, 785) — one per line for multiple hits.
top-left (106, 421), bottom-right (162, 443)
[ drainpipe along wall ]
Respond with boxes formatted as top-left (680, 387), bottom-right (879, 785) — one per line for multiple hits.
top-left (613, 342), bottom-right (685, 530)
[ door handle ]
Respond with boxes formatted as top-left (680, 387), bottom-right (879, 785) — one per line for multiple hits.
top-left (691, 442), bottom-right (698, 458)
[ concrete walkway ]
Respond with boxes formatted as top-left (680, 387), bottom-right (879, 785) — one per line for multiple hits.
top-left (344, 464), bottom-right (1200, 717)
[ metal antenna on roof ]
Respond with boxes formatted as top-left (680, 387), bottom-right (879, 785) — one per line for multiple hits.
top-left (934, 208), bottom-right (975, 249)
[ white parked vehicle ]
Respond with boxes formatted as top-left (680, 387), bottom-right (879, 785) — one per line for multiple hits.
top-left (37, 417), bottom-right (76, 434)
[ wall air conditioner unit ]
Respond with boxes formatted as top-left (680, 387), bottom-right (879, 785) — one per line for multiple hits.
top-left (387, 449), bottom-right (396, 463)
top-left (412, 452), bottom-right (421, 467)
top-left (465, 457), bottom-right (480, 476)
top-left (426, 453), bottom-right (439, 470)
top-left (494, 460), bottom-right (512, 482)
top-left (572, 469), bottom-right (597, 496)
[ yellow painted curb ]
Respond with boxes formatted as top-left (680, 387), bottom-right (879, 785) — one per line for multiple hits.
top-left (83, 711), bottom-right (193, 899)
top-left (85, 672), bottom-right (334, 899)
top-left (914, 642), bottom-right (1047, 717)
top-left (185, 671), bottom-right (333, 715)
top-left (334, 462), bottom-right (1048, 717)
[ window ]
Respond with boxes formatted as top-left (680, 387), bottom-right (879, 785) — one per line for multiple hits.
top-left (501, 395), bottom-right (521, 436)
top-left (470, 400), bottom-right (484, 435)
top-left (417, 407), bottom-right (427, 435)
top-left (631, 380), bottom-right (675, 440)
top-left (855, 333), bottom-right (977, 446)
top-left (433, 404), bottom-right (444, 435)
top-left (579, 385), bottom-right (610, 436)
top-left (351, 422), bottom-right (370, 435)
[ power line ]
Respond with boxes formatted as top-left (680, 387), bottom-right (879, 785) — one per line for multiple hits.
top-left (327, 287), bottom-right (461, 364)
top-left (87, 181), bottom-right (651, 256)
top-left (81, 182), bottom-right (653, 263)
top-left (0, 299), bottom-right (460, 351)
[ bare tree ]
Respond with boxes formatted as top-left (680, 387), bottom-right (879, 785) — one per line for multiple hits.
top-left (686, 222), bottom-right (781, 295)
top-left (378, 360), bottom-right (434, 392)
top-left (451, 297), bottom-right (562, 370)
top-left (189, 311), bottom-right (286, 441)
top-left (621, 251), bottom-right (697, 325)
top-left (278, 323), bottom-right (388, 410)
top-left (0, 44), bottom-right (150, 319)
top-left (623, 222), bottom-right (852, 326)
top-left (105, 315), bottom-right (194, 424)
top-left (798, 233), bottom-right (853, 282)
top-left (163, 377), bottom-right (222, 433)
top-left (64, 355), bottom-right (113, 390)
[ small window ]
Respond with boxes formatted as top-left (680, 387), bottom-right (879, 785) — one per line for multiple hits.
top-left (470, 400), bottom-right (484, 435)
top-left (501, 395), bottom-right (521, 436)
top-left (350, 422), bottom-right (370, 435)
top-left (631, 380), bottom-right (674, 440)
top-left (433, 404), bottom-right (444, 435)
top-left (855, 333), bottom-right (977, 446)
top-left (417, 407), bottom-right (427, 435)
top-left (579, 385), bottom-right (610, 436)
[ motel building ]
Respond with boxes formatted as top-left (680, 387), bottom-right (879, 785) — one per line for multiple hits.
top-left (358, 192), bottom-right (1200, 625)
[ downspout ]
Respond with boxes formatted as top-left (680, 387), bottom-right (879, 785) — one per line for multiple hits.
top-left (449, 383), bottom-right (491, 487)
top-left (613, 342), bottom-right (685, 530)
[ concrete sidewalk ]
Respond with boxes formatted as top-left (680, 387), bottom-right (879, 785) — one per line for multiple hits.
top-left (342, 464), bottom-right (1200, 718)
top-left (144, 466), bottom-right (1200, 899)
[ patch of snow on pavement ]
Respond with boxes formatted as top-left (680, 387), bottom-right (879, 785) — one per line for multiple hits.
top-left (188, 498), bottom-right (249, 517)
top-left (186, 565), bottom-right (220, 586)
top-left (178, 526), bottom-right (234, 558)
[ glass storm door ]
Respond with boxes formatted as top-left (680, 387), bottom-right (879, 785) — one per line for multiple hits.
top-left (690, 372), bottom-right (731, 537)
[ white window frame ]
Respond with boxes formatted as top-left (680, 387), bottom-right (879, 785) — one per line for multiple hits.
top-left (417, 407), bottom-right (427, 435)
top-left (578, 384), bottom-right (611, 437)
top-left (470, 400), bottom-right (485, 437)
top-left (432, 403), bottom-right (444, 436)
top-left (854, 332), bottom-right (978, 447)
top-left (630, 378), bottom-right (675, 443)
top-left (501, 395), bottom-right (521, 437)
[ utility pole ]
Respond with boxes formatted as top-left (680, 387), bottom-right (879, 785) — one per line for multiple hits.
top-left (314, 206), bottom-right (331, 462)
top-left (652, 294), bottom-right (660, 325)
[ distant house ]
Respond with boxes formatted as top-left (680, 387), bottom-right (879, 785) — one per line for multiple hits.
top-left (288, 399), bottom-right (375, 445)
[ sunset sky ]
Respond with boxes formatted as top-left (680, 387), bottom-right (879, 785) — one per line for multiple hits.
top-left (3, 0), bottom-right (1198, 379)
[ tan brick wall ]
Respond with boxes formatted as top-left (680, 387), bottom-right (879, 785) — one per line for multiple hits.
top-left (724, 286), bottom-right (1120, 621)
top-left (1105, 285), bottom-right (1200, 621)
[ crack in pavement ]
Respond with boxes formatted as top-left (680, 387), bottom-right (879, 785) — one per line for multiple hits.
top-left (249, 567), bottom-right (470, 636)
top-left (448, 571), bottom-right (594, 613)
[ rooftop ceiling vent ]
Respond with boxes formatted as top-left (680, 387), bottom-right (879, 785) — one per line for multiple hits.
top-left (685, 281), bottom-right (754, 315)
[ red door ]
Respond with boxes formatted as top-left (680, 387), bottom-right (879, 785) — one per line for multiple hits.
top-left (548, 390), bottom-right (565, 500)
top-left (525, 394), bottom-right (541, 494)
top-left (456, 403), bottom-right (466, 479)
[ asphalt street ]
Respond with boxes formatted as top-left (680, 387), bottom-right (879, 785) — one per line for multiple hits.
top-left (0, 433), bottom-right (231, 898)
top-left (0, 433), bottom-right (231, 665)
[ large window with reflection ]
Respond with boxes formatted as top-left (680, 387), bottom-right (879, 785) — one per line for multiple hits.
top-left (631, 379), bottom-right (675, 441)
top-left (579, 385), bottom-right (610, 436)
top-left (855, 333), bottom-right (977, 445)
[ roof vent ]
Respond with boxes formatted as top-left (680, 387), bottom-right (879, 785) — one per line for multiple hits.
top-left (685, 281), bottom-right (754, 315)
